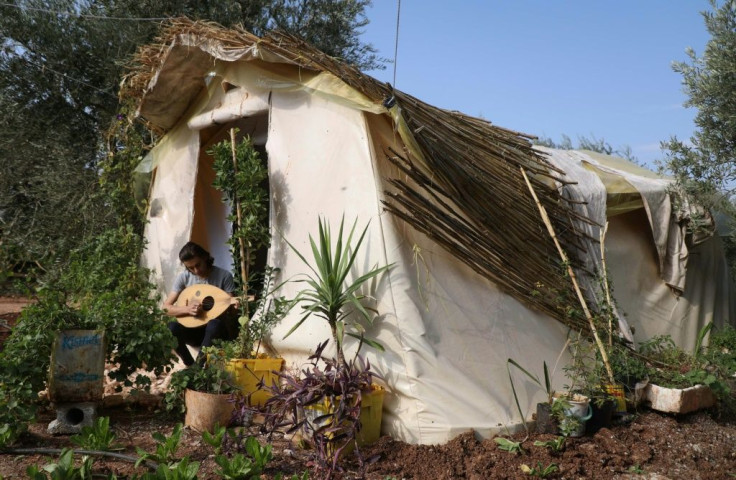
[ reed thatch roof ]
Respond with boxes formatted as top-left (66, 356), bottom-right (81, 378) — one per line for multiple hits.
top-left (121, 18), bottom-right (601, 333)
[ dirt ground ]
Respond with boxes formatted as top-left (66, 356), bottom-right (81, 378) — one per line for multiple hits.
top-left (2, 305), bottom-right (736, 479)
top-left (2, 395), bottom-right (736, 479)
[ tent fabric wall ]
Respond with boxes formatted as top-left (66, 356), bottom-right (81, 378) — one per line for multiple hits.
top-left (190, 149), bottom-right (233, 274)
top-left (140, 122), bottom-right (201, 295)
top-left (262, 90), bottom-right (575, 443)
top-left (540, 146), bottom-right (733, 351)
top-left (130, 21), bottom-right (735, 446)
top-left (607, 209), bottom-right (734, 350)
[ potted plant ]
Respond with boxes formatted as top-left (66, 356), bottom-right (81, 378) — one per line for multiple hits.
top-left (282, 216), bottom-right (392, 368)
top-left (506, 338), bottom-right (598, 438)
top-left (223, 267), bottom-right (290, 406)
top-left (165, 347), bottom-right (240, 433)
top-left (209, 130), bottom-right (286, 405)
top-left (635, 328), bottom-right (720, 414)
top-left (262, 216), bottom-right (392, 478)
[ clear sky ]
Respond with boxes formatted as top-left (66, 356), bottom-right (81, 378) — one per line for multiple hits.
top-left (360, 1), bottom-right (712, 169)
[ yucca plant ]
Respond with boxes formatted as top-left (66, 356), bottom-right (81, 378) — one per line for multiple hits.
top-left (283, 216), bottom-right (393, 369)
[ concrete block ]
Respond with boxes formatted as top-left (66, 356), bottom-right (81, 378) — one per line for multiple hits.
top-left (47, 402), bottom-right (98, 435)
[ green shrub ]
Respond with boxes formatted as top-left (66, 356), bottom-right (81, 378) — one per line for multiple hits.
top-left (0, 225), bottom-right (176, 444)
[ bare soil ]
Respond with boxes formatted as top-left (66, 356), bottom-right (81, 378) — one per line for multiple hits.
top-left (2, 303), bottom-right (736, 479)
top-left (1, 402), bottom-right (736, 479)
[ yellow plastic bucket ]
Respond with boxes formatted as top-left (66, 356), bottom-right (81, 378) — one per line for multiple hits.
top-left (225, 357), bottom-right (284, 406)
top-left (604, 383), bottom-right (627, 414)
top-left (303, 384), bottom-right (385, 455)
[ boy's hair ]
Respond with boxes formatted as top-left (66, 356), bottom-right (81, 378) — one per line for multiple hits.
top-left (179, 242), bottom-right (215, 268)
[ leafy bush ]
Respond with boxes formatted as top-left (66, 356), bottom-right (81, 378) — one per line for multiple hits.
top-left (0, 225), bottom-right (176, 443)
top-left (71, 416), bottom-right (121, 451)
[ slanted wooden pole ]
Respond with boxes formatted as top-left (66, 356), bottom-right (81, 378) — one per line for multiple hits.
top-left (521, 167), bottom-right (615, 384)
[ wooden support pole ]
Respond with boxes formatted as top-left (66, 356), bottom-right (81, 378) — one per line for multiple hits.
top-left (521, 167), bottom-right (615, 384)
top-left (230, 129), bottom-right (249, 317)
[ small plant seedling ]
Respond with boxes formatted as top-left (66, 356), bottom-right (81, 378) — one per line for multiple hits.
top-left (148, 456), bottom-right (200, 480)
top-left (136, 423), bottom-right (184, 467)
top-left (243, 436), bottom-right (273, 471)
top-left (70, 416), bottom-right (121, 451)
top-left (521, 461), bottom-right (559, 477)
top-left (213, 435), bottom-right (274, 479)
top-left (628, 464), bottom-right (645, 474)
top-left (533, 435), bottom-right (566, 452)
top-left (26, 449), bottom-right (94, 480)
top-left (215, 452), bottom-right (261, 480)
top-left (274, 473), bottom-right (309, 480)
top-left (202, 424), bottom-right (228, 455)
top-left (494, 437), bottom-right (525, 454)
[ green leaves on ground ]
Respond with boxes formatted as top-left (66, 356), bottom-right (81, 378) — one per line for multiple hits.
top-left (71, 417), bottom-right (121, 451)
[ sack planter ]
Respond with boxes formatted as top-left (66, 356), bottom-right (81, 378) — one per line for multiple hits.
top-left (184, 389), bottom-right (235, 433)
top-left (638, 383), bottom-right (715, 414)
top-left (226, 357), bottom-right (284, 406)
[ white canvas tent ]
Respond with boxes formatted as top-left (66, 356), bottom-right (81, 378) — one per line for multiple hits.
top-left (123, 19), bottom-right (734, 445)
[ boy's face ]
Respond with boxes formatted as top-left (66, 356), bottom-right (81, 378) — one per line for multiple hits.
top-left (183, 256), bottom-right (209, 279)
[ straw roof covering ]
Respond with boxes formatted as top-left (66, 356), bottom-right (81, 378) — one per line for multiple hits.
top-left (121, 18), bottom-right (601, 333)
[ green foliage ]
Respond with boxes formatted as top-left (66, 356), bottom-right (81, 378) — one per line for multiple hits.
top-left (704, 324), bottom-right (736, 375)
top-left (70, 417), bottom-right (121, 451)
top-left (202, 424), bottom-right (229, 455)
top-left (506, 358), bottom-right (553, 435)
top-left (230, 272), bottom-right (291, 359)
top-left (0, 226), bottom-right (176, 439)
top-left (25, 449), bottom-right (95, 480)
top-left (138, 457), bottom-right (200, 480)
top-left (209, 134), bottom-right (289, 359)
top-left (209, 134), bottom-right (270, 294)
top-left (494, 437), bottom-right (525, 454)
top-left (637, 326), bottom-right (735, 412)
top-left (608, 343), bottom-right (650, 389)
top-left (0, 0), bottom-right (384, 289)
top-left (562, 334), bottom-right (611, 408)
top-left (164, 348), bottom-right (238, 413)
top-left (136, 424), bottom-right (184, 468)
top-left (661, 1), bottom-right (736, 273)
top-left (284, 216), bottom-right (393, 367)
top-left (549, 396), bottom-right (581, 437)
top-left (521, 461), bottom-right (559, 477)
top-left (214, 437), bottom-right (273, 480)
top-left (533, 436), bottom-right (566, 452)
top-left (3, 226), bottom-right (176, 388)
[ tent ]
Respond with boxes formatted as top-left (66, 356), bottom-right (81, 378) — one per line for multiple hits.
top-left (121, 19), bottom-right (734, 445)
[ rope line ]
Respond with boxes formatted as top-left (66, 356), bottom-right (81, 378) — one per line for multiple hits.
top-left (392, 0), bottom-right (401, 88)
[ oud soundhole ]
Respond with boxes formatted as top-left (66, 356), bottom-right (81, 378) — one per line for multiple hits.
top-left (201, 296), bottom-right (215, 312)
